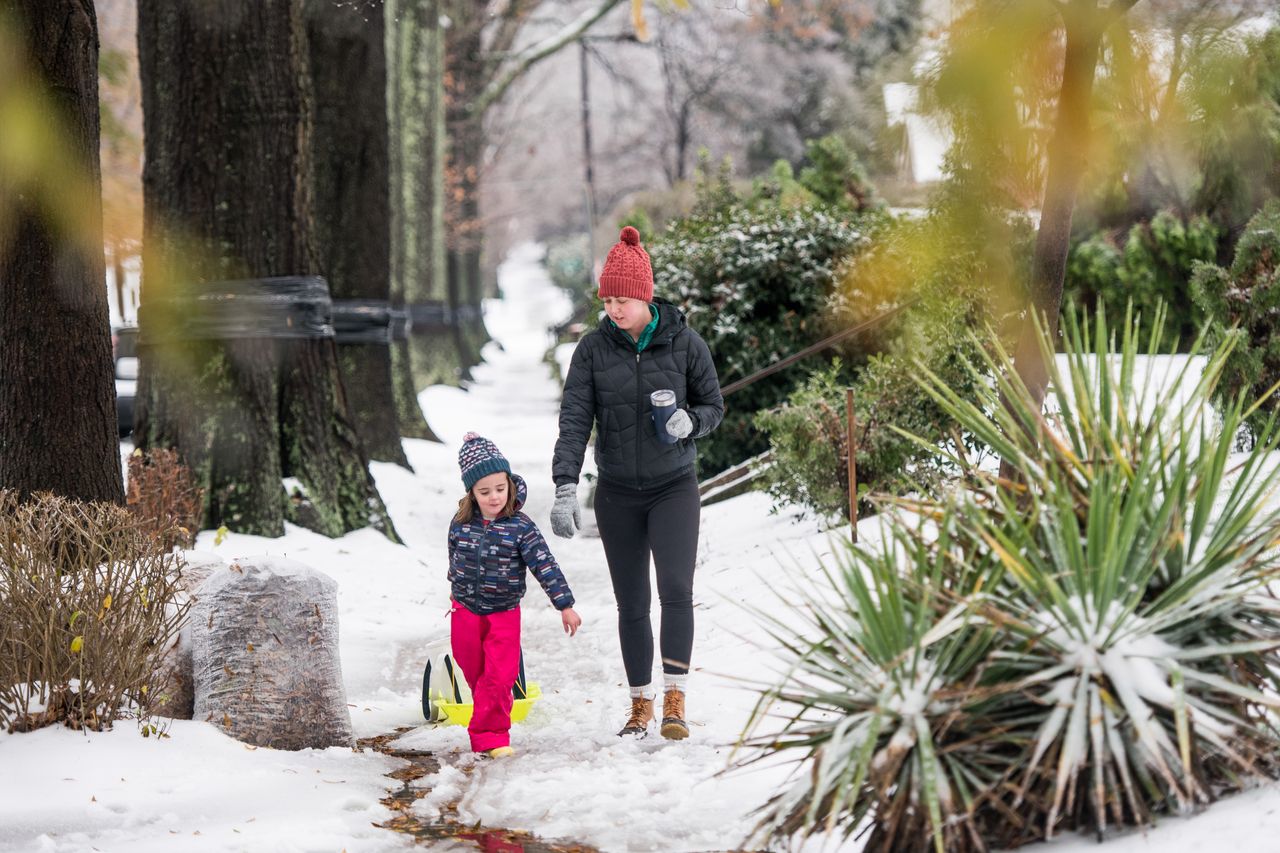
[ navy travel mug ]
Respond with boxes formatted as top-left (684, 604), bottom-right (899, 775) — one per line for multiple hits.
top-left (650, 389), bottom-right (679, 445)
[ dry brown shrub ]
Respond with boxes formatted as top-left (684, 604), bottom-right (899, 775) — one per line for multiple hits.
top-left (125, 448), bottom-right (203, 550)
top-left (0, 491), bottom-right (190, 732)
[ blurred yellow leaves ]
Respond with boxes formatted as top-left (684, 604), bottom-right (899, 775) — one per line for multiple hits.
top-left (633, 0), bottom-right (790, 43)
top-left (0, 11), bottom-right (104, 260)
top-left (630, 0), bottom-right (688, 42)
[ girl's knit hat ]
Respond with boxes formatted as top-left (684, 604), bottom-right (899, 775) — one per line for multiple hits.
top-left (458, 432), bottom-right (511, 490)
top-left (597, 226), bottom-right (653, 302)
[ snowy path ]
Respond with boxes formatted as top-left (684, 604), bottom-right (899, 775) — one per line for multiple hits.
top-left (393, 245), bottom-right (833, 852)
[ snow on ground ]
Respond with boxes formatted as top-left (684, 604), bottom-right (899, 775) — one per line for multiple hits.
top-left (6, 242), bottom-right (1280, 852)
top-left (0, 723), bottom-right (404, 853)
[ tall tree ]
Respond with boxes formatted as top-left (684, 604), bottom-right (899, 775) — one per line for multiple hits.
top-left (0, 2), bottom-right (124, 504)
top-left (1010, 0), bottom-right (1143, 419)
top-left (135, 0), bottom-right (396, 540)
top-left (306, 0), bottom-right (413, 466)
top-left (387, 0), bottom-right (459, 401)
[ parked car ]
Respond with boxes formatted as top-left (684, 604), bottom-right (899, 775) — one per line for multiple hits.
top-left (112, 326), bottom-right (138, 437)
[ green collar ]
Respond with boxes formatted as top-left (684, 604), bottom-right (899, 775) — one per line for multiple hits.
top-left (612, 304), bottom-right (660, 352)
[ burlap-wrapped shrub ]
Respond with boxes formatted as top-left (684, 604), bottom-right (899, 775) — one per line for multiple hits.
top-left (190, 557), bottom-right (353, 749)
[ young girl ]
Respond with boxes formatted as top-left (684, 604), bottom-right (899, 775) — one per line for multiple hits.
top-left (448, 432), bottom-right (581, 758)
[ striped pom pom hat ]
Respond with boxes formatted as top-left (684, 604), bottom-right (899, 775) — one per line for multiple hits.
top-left (458, 432), bottom-right (511, 490)
top-left (597, 225), bottom-right (653, 302)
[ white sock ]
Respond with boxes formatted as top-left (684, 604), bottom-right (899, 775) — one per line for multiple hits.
top-left (664, 673), bottom-right (688, 693)
top-left (630, 684), bottom-right (655, 700)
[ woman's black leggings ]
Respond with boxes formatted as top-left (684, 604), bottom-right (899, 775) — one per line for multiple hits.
top-left (593, 472), bottom-right (700, 687)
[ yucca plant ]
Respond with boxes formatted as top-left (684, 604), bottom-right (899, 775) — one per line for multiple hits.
top-left (739, 515), bottom-right (1016, 853)
top-left (917, 306), bottom-right (1280, 844)
top-left (742, 304), bottom-right (1280, 851)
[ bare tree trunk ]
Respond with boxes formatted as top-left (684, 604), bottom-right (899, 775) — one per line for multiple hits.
top-left (1001, 0), bottom-right (1136, 480)
top-left (385, 0), bottom-right (439, 433)
top-left (0, 1), bottom-right (124, 505)
top-left (446, 9), bottom-right (489, 372)
top-left (1011, 2), bottom-right (1105, 408)
top-left (306, 0), bottom-right (410, 468)
top-left (388, 0), bottom-right (459, 406)
top-left (135, 0), bottom-right (395, 540)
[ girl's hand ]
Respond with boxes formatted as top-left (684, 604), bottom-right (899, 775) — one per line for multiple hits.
top-left (561, 607), bottom-right (582, 637)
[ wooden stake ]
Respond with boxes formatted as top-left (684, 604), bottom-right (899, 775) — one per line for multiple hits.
top-left (847, 388), bottom-right (858, 544)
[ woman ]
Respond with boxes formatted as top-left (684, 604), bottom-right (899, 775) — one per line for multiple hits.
top-left (551, 225), bottom-right (724, 740)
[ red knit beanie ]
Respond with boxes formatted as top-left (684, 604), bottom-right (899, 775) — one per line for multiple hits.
top-left (598, 226), bottom-right (654, 301)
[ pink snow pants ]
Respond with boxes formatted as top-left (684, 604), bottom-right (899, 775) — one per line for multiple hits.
top-left (450, 601), bottom-right (521, 752)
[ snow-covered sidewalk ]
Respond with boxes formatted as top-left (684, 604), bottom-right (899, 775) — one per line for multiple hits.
top-left (7, 243), bottom-right (1280, 853)
top-left (0, 244), bottom-right (832, 853)
top-left (392, 246), bottom-right (834, 851)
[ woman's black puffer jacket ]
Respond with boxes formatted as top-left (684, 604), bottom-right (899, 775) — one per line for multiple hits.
top-left (553, 299), bottom-right (724, 490)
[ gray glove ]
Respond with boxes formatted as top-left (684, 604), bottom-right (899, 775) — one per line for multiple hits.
top-left (550, 482), bottom-right (581, 538)
top-left (665, 408), bottom-right (694, 440)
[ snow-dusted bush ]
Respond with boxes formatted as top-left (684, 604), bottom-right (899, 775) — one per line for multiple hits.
top-left (651, 159), bottom-right (880, 476)
top-left (755, 205), bottom-right (1017, 521)
top-left (1192, 200), bottom-right (1280, 431)
top-left (742, 307), bottom-right (1280, 851)
top-left (1064, 211), bottom-right (1220, 352)
top-left (755, 322), bottom-right (985, 521)
top-left (0, 492), bottom-right (190, 732)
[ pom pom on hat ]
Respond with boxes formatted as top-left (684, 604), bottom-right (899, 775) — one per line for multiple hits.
top-left (598, 226), bottom-right (653, 301)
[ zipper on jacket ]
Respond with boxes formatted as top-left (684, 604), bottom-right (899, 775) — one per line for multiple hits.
top-left (635, 351), bottom-right (642, 485)
top-left (474, 524), bottom-right (489, 602)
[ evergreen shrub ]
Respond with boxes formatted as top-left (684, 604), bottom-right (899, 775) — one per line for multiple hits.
top-left (1065, 210), bottom-right (1219, 350)
top-left (651, 149), bottom-right (883, 476)
top-left (1192, 200), bottom-right (1280, 430)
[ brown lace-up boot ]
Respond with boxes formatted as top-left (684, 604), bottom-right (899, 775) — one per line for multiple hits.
top-left (618, 695), bottom-right (654, 738)
top-left (661, 689), bottom-right (689, 740)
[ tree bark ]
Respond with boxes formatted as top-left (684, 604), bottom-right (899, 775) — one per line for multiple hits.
top-left (451, 118), bottom-right (488, 370)
top-left (0, 1), bottom-right (125, 505)
top-left (387, 0), bottom-right (459, 404)
top-left (305, 0), bottom-right (410, 468)
top-left (446, 4), bottom-right (490, 372)
top-left (1011, 1), bottom-right (1105, 409)
top-left (135, 0), bottom-right (396, 540)
top-left (1000, 0), bottom-right (1139, 481)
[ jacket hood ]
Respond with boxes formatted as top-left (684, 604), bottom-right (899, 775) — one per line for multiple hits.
top-left (511, 472), bottom-right (527, 512)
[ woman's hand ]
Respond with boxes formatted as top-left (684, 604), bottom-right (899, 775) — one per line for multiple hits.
top-left (551, 483), bottom-right (581, 538)
top-left (561, 607), bottom-right (582, 637)
top-left (665, 408), bottom-right (693, 439)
